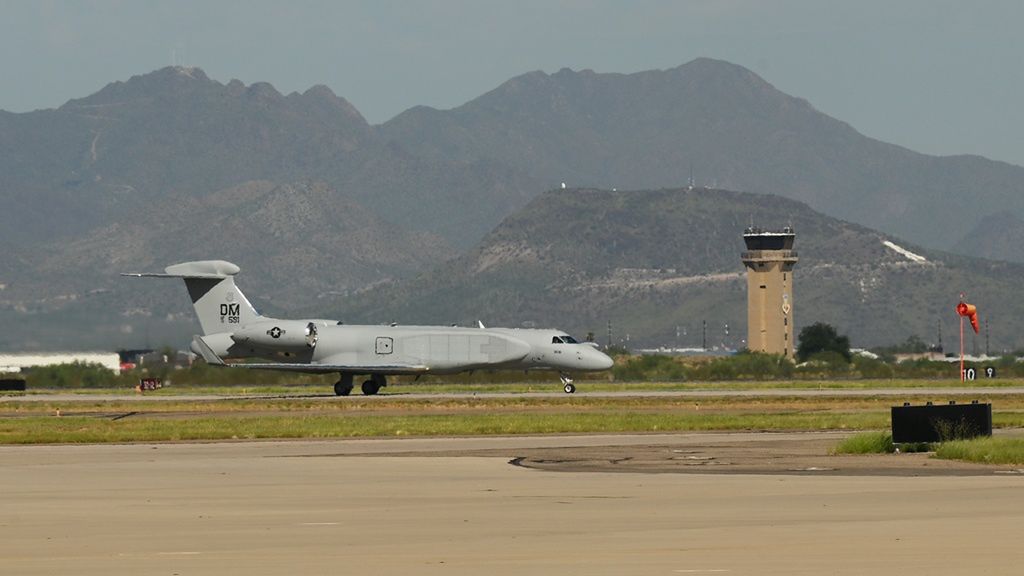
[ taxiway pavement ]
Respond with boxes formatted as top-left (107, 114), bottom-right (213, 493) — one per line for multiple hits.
top-left (2, 433), bottom-right (1023, 575)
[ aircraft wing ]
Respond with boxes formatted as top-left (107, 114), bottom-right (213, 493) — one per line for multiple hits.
top-left (191, 335), bottom-right (428, 375)
top-left (222, 362), bottom-right (430, 375)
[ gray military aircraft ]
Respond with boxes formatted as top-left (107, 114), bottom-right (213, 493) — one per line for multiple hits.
top-left (124, 260), bottom-right (613, 395)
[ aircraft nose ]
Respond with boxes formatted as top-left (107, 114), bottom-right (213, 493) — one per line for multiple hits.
top-left (585, 347), bottom-right (614, 370)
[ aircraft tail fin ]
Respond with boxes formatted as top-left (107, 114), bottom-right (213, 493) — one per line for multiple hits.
top-left (122, 260), bottom-right (262, 335)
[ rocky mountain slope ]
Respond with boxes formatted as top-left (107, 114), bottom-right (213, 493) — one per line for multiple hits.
top-left (0, 66), bottom-right (538, 252)
top-left (958, 213), bottom-right (1024, 262)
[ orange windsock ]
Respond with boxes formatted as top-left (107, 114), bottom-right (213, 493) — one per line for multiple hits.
top-left (957, 301), bottom-right (980, 333)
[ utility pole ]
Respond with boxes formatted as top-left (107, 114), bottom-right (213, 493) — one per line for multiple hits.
top-left (702, 320), bottom-right (707, 351)
top-left (985, 318), bottom-right (990, 357)
top-left (607, 320), bottom-right (612, 349)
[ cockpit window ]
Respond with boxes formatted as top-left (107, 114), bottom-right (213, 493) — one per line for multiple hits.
top-left (552, 336), bottom-right (563, 344)
top-left (552, 335), bottom-right (579, 344)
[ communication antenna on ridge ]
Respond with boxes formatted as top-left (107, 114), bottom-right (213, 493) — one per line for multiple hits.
top-left (687, 163), bottom-right (695, 190)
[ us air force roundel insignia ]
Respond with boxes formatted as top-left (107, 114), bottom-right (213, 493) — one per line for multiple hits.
top-left (267, 326), bottom-right (284, 339)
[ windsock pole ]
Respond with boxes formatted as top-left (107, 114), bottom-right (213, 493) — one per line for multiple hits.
top-left (960, 305), bottom-right (965, 382)
top-left (956, 294), bottom-right (980, 381)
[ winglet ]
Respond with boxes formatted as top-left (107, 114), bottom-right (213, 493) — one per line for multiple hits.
top-left (477, 320), bottom-right (486, 329)
top-left (191, 335), bottom-right (226, 366)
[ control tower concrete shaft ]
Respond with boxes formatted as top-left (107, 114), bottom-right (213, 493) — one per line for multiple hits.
top-left (741, 227), bottom-right (798, 359)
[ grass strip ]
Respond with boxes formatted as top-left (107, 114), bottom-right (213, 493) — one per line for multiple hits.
top-left (835, 430), bottom-right (1024, 461)
top-left (934, 437), bottom-right (1024, 465)
top-left (0, 411), bottom-right (890, 444)
top-left (9, 396), bottom-right (1024, 416)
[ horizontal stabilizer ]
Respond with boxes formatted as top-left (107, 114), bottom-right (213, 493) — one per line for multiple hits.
top-left (122, 260), bottom-right (240, 279)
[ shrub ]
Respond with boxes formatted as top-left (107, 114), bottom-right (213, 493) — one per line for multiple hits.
top-left (852, 355), bottom-right (895, 379)
top-left (25, 363), bottom-right (126, 389)
top-left (833, 431), bottom-right (895, 454)
top-left (797, 322), bottom-right (851, 363)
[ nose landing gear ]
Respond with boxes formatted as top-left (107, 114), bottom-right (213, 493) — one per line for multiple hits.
top-left (560, 373), bottom-right (575, 394)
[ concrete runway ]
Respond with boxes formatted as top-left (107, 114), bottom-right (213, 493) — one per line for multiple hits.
top-left (2, 433), bottom-right (1024, 575)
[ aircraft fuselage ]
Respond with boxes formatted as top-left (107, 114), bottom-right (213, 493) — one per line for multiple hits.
top-left (196, 321), bottom-right (613, 375)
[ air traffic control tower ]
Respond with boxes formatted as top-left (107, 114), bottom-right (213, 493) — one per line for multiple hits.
top-left (741, 227), bottom-right (798, 359)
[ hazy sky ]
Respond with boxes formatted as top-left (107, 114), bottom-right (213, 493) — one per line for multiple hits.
top-left (3, 1), bottom-right (1022, 165)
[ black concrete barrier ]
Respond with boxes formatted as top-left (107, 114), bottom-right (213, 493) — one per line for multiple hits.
top-left (0, 378), bottom-right (27, 391)
top-left (891, 402), bottom-right (992, 443)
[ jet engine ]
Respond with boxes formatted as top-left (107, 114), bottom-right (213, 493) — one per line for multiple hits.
top-left (231, 321), bottom-right (319, 350)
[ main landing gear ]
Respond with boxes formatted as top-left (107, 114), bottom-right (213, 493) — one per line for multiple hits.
top-left (335, 374), bottom-right (387, 396)
top-left (334, 374), bottom-right (354, 396)
top-left (361, 374), bottom-right (387, 396)
top-left (560, 373), bottom-right (576, 394)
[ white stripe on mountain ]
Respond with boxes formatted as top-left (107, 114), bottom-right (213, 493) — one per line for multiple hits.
top-left (882, 240), bottom-right (927, 263)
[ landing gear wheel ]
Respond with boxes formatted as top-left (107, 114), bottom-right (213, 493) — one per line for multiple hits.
top-left (361, 380), bottom-right (381, 396)
top-left (334, 374), bottom-right (354, 396)
top-left (560, 373), bottom-right (575, 394)
top-left (564, 383), bottom-right (576, 394)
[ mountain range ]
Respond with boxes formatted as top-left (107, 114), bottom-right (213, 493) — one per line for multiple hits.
top-left (1, 59), bottom-right (1022, 350)
top-left (382, 58), bottom-right (1024, 257)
